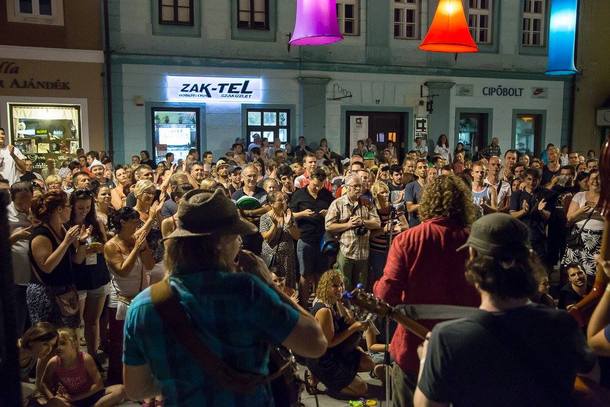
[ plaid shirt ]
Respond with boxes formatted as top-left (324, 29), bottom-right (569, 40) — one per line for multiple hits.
top-left (325, 195), bottom-right (380, 261)
top-left (123, 270), bottom-right (299, 406)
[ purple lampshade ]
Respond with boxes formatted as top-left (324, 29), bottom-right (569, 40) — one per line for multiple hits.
top-left (290, 0), bottom-right (343, 46)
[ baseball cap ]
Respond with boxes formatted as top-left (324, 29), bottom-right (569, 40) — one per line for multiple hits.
top-left (457, 213), bottom-right (531, 257)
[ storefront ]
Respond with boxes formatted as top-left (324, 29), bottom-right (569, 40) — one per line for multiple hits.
top-left (112, 62), bottom-right (568, 164)
top-left (0, 58), bottom-right (105, 174)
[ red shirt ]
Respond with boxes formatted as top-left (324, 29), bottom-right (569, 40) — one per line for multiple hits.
top-left (373, 217), bottom-right (479, 375)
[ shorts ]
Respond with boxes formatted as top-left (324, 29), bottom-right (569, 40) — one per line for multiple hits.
top-left (72, 389), bottom-right (105, 407)
top-left (78, 283), bottom-right (110, 300)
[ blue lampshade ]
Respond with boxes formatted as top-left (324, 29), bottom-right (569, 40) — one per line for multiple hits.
top-left (546, 0), bottom-right (579, 76)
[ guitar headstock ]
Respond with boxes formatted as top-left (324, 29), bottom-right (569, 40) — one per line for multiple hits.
top-left (343, 287), bottom-right (393, 318)
top-left (599, 137), bottom-right (610, 218)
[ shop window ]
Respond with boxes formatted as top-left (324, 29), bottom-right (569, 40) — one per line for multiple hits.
top-left (159, 0), bottom-right (194, 26)
top-left (152, 108), bottom-right (200, 163)
top-left (7, 0), bottom-right (64, 25)
top-left (246, 108), bottom-right (290, 148)
top-left (468, 0), bottom-right (493, 44)
top-left (337, 0), bottom-right (360, 36)
top-left (9, 104), bottom-right (81, 174)
top-left (393, 0), bottom-right (419, 40)
top-left (514, 113), bottom-right (544, 157)
top-left (237, 0), bottom-right (269, 30)
top-left (457, 112), bottom-right (490, 159)
top-left (521, 0), bottom-right (546, 46)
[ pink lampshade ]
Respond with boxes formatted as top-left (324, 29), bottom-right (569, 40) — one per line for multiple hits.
top-left (290, 0), bottom-right (343, 46)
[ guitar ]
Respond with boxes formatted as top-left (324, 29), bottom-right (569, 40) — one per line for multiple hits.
top-left (343, 287), bottom-right (430, 340)
top-left (345, 287), bottom-right (610, 406)
top-left (569, 138), bottom-right (610, 327)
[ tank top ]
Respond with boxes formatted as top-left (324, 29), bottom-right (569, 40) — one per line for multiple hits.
top-left (472, 186), bottom-right (492, 215)
top-left (54, 352), bottom-right (94, 396)
top-left (29, 225), bottom-right (74, 287)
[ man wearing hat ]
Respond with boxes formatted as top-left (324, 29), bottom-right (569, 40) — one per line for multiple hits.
top-left (89, 159), bottom-right (114, 188)
top-left (414, 213), bottom-right (594, 407)
top-left (214, 158), bottom-right (231, 191)
top-left (122, 189), bottom-right (327, 405)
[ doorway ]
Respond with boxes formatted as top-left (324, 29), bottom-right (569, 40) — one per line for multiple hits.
top-left (456, 111), bottom-right (491, 159)
top-left (513, 112), bottom-right (545, 157)
top-left (346, 111), bottom-right (406, 160)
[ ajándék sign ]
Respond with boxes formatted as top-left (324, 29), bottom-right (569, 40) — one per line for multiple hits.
top-left (166, 76), bottom-right (262, 103)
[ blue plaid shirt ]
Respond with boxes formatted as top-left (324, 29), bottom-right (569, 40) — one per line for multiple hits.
top-left (123, 269), bottom-right (299, 406)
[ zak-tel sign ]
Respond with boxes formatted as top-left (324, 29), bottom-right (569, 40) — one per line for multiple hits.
top-left (166, 76), bottom-right (262, 103)
top-left (482, 86), bottom-right (524, 97)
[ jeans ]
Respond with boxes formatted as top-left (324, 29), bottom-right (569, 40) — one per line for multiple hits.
top-left (296, 239), bottom-right (329, 276)
top-left (369, 250), bottom-right (388, 289)
top-left (335, 251), bottom-right (369, 291)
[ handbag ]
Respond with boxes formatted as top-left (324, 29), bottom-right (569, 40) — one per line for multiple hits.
top-left (320, 231), bottom-right (339, 256)
top-left (48, 285), bottom-right (80, 317)
top-left (566, 209), bottom-right (594, 249)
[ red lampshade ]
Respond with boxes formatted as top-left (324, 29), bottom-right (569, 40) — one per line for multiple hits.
top-left (419, 0), bottom-right (478, 53)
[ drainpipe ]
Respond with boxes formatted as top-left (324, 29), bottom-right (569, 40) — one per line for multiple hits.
top-left (102, 0), bottom-right (114, 158)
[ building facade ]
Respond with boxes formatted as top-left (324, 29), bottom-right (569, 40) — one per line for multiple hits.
top-left (0, 0), bottom-right (105, 174)
top-left (109, 0), bottom-right (572, 164)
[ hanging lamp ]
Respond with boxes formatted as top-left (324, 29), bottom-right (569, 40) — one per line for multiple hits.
top-left (546, 0), bottom-right (579, 75)
top-left (419, 0), bottom-right (478, 53)
top-left (289, 0), bottom-right (343, 46)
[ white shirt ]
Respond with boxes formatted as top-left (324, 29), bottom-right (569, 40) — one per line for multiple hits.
top-left (434, 145), bottom-right (451, 162)
top-left (0, 146), bottom-right (26, 185)
top-left (8, 202), bottom-right (32, 285)
top-left (485, 177), bottom-right (511, 207)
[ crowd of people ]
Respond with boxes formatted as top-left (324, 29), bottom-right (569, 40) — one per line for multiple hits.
top-left (2, 122), bottom-right (610, 406)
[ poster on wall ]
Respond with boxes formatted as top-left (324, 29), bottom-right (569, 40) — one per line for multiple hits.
top-left (349, 115), bottom-right (368, 154)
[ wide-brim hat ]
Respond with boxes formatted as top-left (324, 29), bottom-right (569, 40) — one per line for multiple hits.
top-left (457, 213), bottom-right (531, 257)
top-left (215, 159), bottom-right (230, 168)
top-left (163, 189), bottom-right (257, 240)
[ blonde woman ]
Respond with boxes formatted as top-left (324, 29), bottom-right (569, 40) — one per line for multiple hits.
top-left (369, 181), bottom-right (408, 283)
top-left (306, 270), bottom-right (374, 399)
top-left (45, 175), bottom-right (62, 193)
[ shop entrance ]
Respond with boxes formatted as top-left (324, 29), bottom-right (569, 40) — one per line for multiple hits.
top-left (151, 107), bottom-right (200, 163)
top-left (345, 111), bottom-right (406, 160)
top-left (457, 111), bottom-right (490, 159)
top-left (513, 112), bottom-right (545, 157)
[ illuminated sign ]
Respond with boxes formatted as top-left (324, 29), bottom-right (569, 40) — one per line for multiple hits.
top-left (166, 76), bottom-right (262, 103)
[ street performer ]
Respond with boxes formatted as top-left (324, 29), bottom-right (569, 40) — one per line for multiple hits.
top-left (374, 175), bottom-right (480, 407)
top-left (121, 189), bottom-right (327, 406)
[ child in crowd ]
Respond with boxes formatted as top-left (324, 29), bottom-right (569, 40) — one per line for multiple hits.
top-left (41, 328), bottom-right (124, 407)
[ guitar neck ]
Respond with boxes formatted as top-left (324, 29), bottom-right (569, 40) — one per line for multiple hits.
top-left (388, 309), bottom-right (430, 340)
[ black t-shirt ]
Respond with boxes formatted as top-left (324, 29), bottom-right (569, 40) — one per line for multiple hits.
top-left (509, 188), bottom-right (552, 242)
top-left (289, 187), bottom-right (333, 244)
top-left (418, 305), bottom-right (593, 407)
top-left (542, 165), bottom-right (560, 186)
top-left (558, 283), bottom-right (590, 310)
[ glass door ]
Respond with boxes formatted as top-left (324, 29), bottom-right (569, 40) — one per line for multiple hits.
top-left (457, 112), bottom-right (488, 159)
top-left (514, 114), bottom-right (543, 157)
top-left (152, 108), bottom-right (200, 164)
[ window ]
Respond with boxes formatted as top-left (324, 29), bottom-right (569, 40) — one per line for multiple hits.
top-left (514, 113), bottom-right (543, 156)
top-left (9, 104), bottom-right (81, 173)
top-left (152, 108), bottom-right (200, 163)
top-left (522, 0), bottom-right (546, 46)
top-left (468, 0), bottom-right (492, 44)
top-left (237, 0), bottom-right (269, 30)
top-left (394, 0), bottom-right (419, 39)
top-left (7, 0), bottom-right (63, 25)
top-left (337, 0), bottom-right (360, 36)
top-left (159, 0), bottom-right (194, 26)
top-left (246, 109), bottom-right (290, 148)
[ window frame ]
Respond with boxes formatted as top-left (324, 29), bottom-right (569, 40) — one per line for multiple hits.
top-left (245, 108), bottom-right (291, 148)
top-left (521, 0), bottom-right (546, 47)
top-left (467, 0), bottom-right (493, 45)
top-left (393, 0), bottom-right (420, 40)
top-left (336, 0), bottom-right (360, 36)
top-left (237, 0), bottom-right (270, 31)
top-left (158, 0), bottom-right (194, 26)
top-left (7, 0), bottom-right (64, 26)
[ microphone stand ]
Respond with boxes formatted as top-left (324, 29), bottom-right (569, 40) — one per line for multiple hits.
top-left (383, 206), bottom-right (397, 406)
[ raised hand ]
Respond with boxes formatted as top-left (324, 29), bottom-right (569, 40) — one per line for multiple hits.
top-left (64, 225), bottom-right (81, 245)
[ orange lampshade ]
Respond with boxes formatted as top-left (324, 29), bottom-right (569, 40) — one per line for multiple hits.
top-left (419, 0), bottom-right (478, 53)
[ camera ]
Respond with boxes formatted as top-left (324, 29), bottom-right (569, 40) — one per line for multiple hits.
top-left (355, 225), bottom-right (368, 236)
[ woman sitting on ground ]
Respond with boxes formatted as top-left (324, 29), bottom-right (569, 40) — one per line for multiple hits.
top-left (306, 270), bottom-right (374, 398)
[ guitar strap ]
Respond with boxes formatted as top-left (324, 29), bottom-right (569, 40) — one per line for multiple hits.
top-left (469, 311), bottom-right (571, 406)
top-left (150, 278), bottom-right (265, 394)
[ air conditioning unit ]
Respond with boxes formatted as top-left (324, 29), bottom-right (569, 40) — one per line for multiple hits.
top-left (597, 108), bottom-right (610, 126)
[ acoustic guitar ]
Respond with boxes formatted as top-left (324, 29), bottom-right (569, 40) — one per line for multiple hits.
top-left (569, 138), bottom-right (610, 327)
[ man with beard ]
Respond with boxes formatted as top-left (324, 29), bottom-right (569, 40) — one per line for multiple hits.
top-left (559, 264), bottom-right (591, 310)
top-left (0, 127), bottom-right (27, 185)
top-left (214, 159), bottom-right (231, 190)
